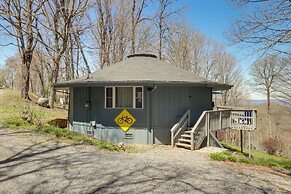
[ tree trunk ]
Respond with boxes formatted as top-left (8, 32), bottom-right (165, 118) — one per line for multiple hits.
top-left (48, 58), bottom-right (61, 108)
top-left (131, 0), bottom-right (136, 54)
top-left (20, 0), bottom-right (34, 100)
top-left (266, 89), bottom-right (272, 135)
top-left (267, 89), bottom-right (271, 114)
top-left (21, 54), bottom-right (31, 100)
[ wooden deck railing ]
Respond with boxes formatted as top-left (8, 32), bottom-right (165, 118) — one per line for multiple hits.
top-left (189, 108), bottom-right (257, 150)
top-left (170, 109), bottom-right (190, 148)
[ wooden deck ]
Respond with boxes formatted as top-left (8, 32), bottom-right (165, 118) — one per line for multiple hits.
top-left (171, 107), bottom-right (257, 150)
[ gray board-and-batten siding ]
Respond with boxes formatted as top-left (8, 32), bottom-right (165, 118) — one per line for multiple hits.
top-left (70, 85), bottom-right (212, 145)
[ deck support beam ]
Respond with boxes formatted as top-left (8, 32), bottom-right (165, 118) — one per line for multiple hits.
top-left (240, 130), bottom-right (243, 153)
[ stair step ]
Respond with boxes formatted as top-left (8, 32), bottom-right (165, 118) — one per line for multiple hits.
top-left (181, 134), bottom-right (191, 138)
top-left (175, 142), bottom-right (191, 149)
top-left (184, 131), bottom-right (192, 134)
top-left (178, 138), bottom-right (191, 143)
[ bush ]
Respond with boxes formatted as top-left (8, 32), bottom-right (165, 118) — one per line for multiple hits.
top-left (261, 136), bottom-right (283, 155)
top-left (19, 103), bottom-right (44, 127)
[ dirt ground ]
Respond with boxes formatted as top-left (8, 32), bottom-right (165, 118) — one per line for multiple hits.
top-left (0, 127), bottom-right (290, 194)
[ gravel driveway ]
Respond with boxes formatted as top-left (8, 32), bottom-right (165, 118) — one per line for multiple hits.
top-left (0, 127), bottom-right (290, 194)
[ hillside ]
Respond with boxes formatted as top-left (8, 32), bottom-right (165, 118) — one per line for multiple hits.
top-left (0, 88), bottom-right (67, 122)
top-left (238, 101), bottom-right (291, 158)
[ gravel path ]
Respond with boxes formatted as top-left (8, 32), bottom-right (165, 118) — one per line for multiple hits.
top-left (0, 127), bottom-right (290, 194)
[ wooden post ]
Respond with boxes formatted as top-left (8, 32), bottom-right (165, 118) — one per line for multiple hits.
top-left (219, 111), bottom-right (222, 130)
top-left (240, 130), bottom-right (243, 153)
top-left (191, 132), bottom-right (194, 150)
top-left (248, 130), bottom-right (251, 158)
top-left (253, 110), bottom-right (257, 130)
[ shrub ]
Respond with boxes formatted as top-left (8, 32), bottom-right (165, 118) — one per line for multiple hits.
top-left (261, 136), bottom-right (283, 155)
top-left (19, 103), bottom-right (44, 127)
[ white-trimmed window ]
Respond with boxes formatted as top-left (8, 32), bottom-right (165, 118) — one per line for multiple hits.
top-left (105, 86), bottom-right (143, 109)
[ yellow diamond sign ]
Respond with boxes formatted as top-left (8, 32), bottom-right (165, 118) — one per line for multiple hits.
top-left (114, 109), bottom-right (136, 132)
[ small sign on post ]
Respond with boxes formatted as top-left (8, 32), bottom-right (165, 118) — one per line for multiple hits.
top-left (115, 109), bottom-right (136, 132)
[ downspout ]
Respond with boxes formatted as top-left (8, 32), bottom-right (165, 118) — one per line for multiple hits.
top-left (68, 87), bottom-right (71, 130)
top-left (149, 84), bottom-right (157, 144)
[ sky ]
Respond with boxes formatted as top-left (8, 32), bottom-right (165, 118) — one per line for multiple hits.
top-left (0, 0), bottom-right (265, 99)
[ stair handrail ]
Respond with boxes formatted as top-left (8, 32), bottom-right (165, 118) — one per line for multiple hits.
top-left (171, 109), bottom-right (190, 148)
top-left (189, 111), bottom-right (207, 150)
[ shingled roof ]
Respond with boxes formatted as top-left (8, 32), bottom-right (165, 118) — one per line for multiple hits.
top-left (55, 54), bottom-right (232, 91)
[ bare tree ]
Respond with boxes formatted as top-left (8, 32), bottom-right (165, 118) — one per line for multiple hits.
top-left (214, 53), bottom-right (248, 106)
top-left (91, 0), bottom-right (114, 68)
top-left (272, 57), bottom-right (291, 106)
top-left (153, 0), bottom-right (180, 59)
top-left (227, 0), bottom-right (291, 56)
top-left (38, 0), bottom-right (89, 107)
top-left (250, 55), bottom-right (288, 113)
top-left (130, 0), bottom-right (146, 54)
top-left (166, 23), bottom-right (193, 70)
top-left (0, 0), bottom-right (44, 99)
top-left (0, 55), bottom-right (21, 89)
top-left (166, 22), bottom-right (247, 106)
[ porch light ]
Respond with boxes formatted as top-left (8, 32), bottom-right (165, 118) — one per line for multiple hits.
top-left (85, 100), bottom-right (90, 109)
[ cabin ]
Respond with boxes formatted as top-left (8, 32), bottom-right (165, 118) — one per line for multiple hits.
top-left (55, 54), bottom-right (257, 150)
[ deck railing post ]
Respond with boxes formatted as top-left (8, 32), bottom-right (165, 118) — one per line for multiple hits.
top-left (248, 130), bottom-right (251, 158)
top-left (219, 111), bottom-right (222, 130)
top-left (253, 110), bottom-right (257, 130)
top-left (190, 132), bottom-right (194, 150)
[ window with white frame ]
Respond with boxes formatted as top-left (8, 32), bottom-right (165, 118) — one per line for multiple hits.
top-left (105, 86), bottom-right (143, 108)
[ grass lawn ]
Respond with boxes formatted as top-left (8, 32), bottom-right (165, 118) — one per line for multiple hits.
top-left (0, 88), bottom-right (67, 122)
top-left (210, 143), bottom-right (291, 170)
top-left (0, 88), bottom-right (123, 151)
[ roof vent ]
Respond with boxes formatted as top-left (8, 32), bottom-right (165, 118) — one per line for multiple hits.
top-left (127, 53), bottom-right (157, 59)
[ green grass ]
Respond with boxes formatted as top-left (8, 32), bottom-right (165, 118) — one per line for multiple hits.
top-left (210, 143), bottom-right (291, 170)
top-left (2, 118), bottom-right (121, 151)
top-left (0, 88), bottom-right (67, 121)
top-left (0, 89), bottom-right (127, 152)
top-left (35, 125), bottom-right (120, 151)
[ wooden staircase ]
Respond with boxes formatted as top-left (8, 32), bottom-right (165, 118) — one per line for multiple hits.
top-left (175, 129), bottom-right (192, 149)
top-left (171, 107), bottom-right (257, 151)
